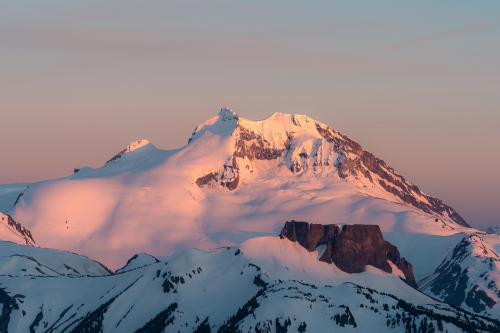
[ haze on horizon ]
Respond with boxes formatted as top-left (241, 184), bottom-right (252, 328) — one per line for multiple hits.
top-left (1, 1), bottom-right (499, 229)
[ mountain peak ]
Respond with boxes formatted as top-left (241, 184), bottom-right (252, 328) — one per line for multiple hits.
top-left (218, 106), bottom-right (238, 121)
top-left (190, 109), bottom-right (321, 146)
top-left (188, 108), bottom-right (240, 144)
top-left (125, 139), bottom-right (151, 152)
top-left (193, 110), bottom-right (469, 228)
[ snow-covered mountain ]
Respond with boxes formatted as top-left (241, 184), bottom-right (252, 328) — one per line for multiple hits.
top-left (0, 211), bottom-right (35, 246)
top-left (487, 226), bottom-right (500, 235)
top-left (421, 233), bottom-right (500, 318)
top-left (0, 108), bottom-right (499, 327)
top-left (0, 229), bottom-right (498, 332)
top-left (0, 240), bottom-right (110, 277)
top-left (0, 109), bottom-right (473, 266)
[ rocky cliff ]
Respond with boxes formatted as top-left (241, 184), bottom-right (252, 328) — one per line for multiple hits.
top-left (280, 221), bottom-right (416, 287)
top-left (0, 212), bottom-right (35, 246)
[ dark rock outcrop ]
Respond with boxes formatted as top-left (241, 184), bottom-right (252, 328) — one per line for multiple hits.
top-left (0, 212), bottom-right (35, 246)
top-left (0, 288), bottom-right (19, 333)
top-left (196, 157), bottom-right (240, 191)
top-left (12, 186), bottom-right (28, 207)
top-left (280, 221), bottom-right (416, 287)
top-left (196, 172), bottom-right (219, 188)
top-left (234, 126), bottom-right (287, 161)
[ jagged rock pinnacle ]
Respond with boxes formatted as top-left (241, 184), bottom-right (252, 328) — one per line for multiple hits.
top-left (218, 107), bottom-right (238, 121)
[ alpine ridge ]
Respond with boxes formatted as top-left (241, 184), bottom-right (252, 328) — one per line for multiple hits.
top-left (0, 211), bottom-right (35, 246)
top-left (0, 107), bottom-right (498, 327)
top-left (194, 108), bottom-right (468, 227)
top-left (0, 108), bottom-right (480, 267)
top-left (0, 226), bottom-right (498, 332)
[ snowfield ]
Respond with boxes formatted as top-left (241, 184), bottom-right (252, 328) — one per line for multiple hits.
top-left (0, 109), bottom-right (475, 268)
top-left (0, 238), bottom-right (498, 332)
top-left (0, 108), bottom-right (498, 329)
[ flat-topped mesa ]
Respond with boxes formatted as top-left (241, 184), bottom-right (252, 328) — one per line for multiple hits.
top-left (280, 221), bottom-right (416, 287)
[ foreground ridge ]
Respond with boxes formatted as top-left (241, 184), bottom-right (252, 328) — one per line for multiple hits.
top-left (421, 233), bottom-right (500, 318)
top-left (0, 234), bottom-right (498, 332)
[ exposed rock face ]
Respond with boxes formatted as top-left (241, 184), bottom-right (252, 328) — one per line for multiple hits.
top-left (280, 221), bottom-right (416, 287)
top-left (234, 126), bottom-right (288, 161)
top-left (0, 212), bottom-right (35, 246)
top-left (12, 186), bottom-right (28, 207)
top-left (196, 156), bottom-right (240, 190)
top-left (196, 126), bottom-right (285, 191)
top-left (106, 139), bottom-right (151, 164)
top-left (193, 110), bottom-right (469, 228)
top-left (315, 124), bottom-right (469, 227)
top-left (195, 172), bottom-right (219, 188)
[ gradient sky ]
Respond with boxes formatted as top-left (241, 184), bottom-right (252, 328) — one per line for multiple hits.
top-left (1, 1), bottom-right (499, 229)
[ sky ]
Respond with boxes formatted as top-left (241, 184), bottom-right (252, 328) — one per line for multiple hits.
top-left (0, 1), bottom-right (499, 229)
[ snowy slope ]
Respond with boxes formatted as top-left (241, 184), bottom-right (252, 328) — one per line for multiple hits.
top-left (0, 108), bottom-right (497, 321)
top-left (0, 238), bottom-right (498, 333)
top-left (420, 233), bottom-right (500, 319)
top-left (487, 226), bottom-right (500, 235)
top-left (0, 109), bottom-right (474, 268)
top-left (0, 241), bottom-right (110, 278)
top-left (0, 212), bottom-right (35, 246)
top-left (115, 253), bottom-right (160, 274)
top-left (0, 183), bottom-right (28, 211)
